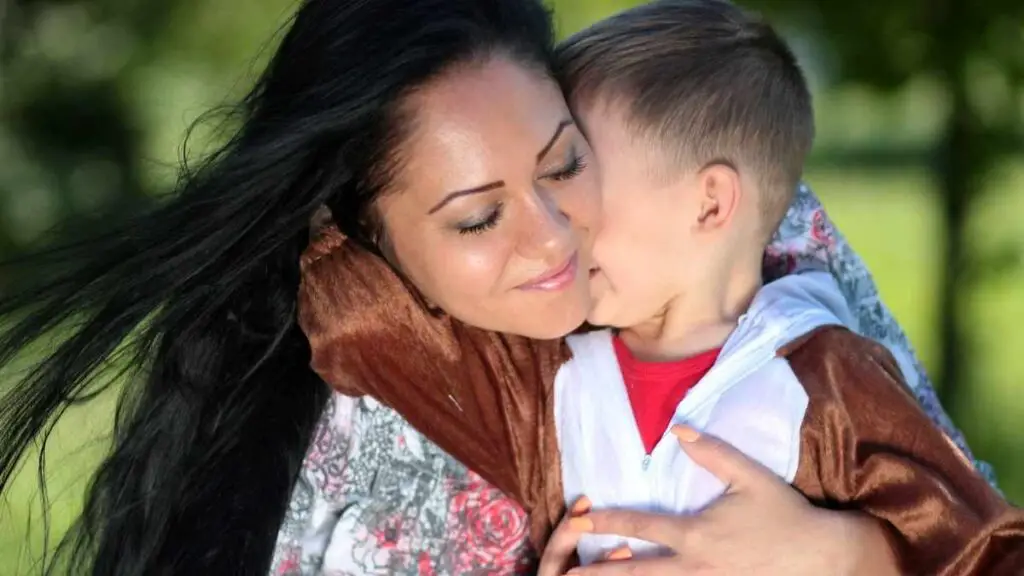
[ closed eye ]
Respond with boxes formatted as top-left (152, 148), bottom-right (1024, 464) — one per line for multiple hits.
top-left (546, 153), bottom-right (588, 182)
top-left (457, 202), bottom-right (504, 235)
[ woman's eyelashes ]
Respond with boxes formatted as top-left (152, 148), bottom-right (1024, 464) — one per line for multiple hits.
top-left (457, 202), bottom-right (504, 235)
top-left (454, 153), bottom-right (587, 236)
top-left (546, 152), bottom-right (588, 182)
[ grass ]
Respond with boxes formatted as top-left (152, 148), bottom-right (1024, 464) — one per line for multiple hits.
top-left (0, 165), bottom-right (1021, 574)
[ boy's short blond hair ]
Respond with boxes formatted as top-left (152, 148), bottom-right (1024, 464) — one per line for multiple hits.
top-left (556, 0), bottom-right (814, 235)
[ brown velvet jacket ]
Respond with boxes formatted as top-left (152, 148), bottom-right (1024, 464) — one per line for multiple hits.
top-left (298, 225), bottom-right (1023, 574)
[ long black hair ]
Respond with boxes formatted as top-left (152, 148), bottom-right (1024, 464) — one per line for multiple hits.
top-left (0, 0), bottom-right (555, 573)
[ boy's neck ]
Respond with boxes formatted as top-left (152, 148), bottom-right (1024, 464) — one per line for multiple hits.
top-left (620, 260), bottom-right (762, 362)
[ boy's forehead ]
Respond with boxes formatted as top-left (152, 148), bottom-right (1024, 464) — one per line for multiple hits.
top-left (572, 94), bottom-right (626, 134)
top-left (575, 97), bottom-right (681, 180)
top-left (575, 97), bottom-right (641, 152)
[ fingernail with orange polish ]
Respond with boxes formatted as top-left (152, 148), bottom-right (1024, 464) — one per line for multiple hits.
top-left (571, 495), bottom-right (592, 515)
top-left (605, 546), bottom-right (633, 561)
top-left (568, 517), bottom-right (594, 532)
top-left (671, 424), bottom-right (700, 443)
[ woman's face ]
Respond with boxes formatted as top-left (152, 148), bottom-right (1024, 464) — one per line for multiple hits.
top-left (377, 56), bottom-right (599, 339)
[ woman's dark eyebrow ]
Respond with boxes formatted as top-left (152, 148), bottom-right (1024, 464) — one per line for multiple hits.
top-left (426, 119), bottom-right (575, 215)
top-left (537, 119), bottom-right (574, 161)
top-left (427, 180), bottom-right (505, 215)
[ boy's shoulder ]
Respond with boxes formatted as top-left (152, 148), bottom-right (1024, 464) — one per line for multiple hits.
top-left (776, 325), bottom-right (931, 445)
top-left (777, 325), bottom-right (910, 400)
top-left (778, 324), bottom-right (974, 493)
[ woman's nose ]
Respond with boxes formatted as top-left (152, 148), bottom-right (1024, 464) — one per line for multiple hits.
top-left (515, 187), bottom-right (573, 262)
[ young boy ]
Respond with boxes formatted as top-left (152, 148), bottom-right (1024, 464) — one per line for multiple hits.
top-left (551, 0), bottom-right (1023, 571)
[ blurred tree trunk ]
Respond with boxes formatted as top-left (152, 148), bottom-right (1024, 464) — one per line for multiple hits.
top-left (933, 0), bottom-right (973, 411)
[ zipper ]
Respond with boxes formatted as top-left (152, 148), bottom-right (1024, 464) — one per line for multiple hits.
top-left (643, 451), bottom-right (655, 514)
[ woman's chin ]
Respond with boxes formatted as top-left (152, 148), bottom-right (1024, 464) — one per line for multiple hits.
top-left (472, 283), bottom-right (591, 340)
top-left (517, 297), bottom-right (589, 340)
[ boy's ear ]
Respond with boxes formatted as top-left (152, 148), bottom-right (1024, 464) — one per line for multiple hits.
top-left (694, 162), bottom-right (742, 230)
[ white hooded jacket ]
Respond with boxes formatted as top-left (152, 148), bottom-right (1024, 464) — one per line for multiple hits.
top-left (555, 271), bottom-right (857, 564)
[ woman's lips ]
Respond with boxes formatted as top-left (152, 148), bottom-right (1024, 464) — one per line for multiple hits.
top-left (518, 253), bottom-right (578, 291)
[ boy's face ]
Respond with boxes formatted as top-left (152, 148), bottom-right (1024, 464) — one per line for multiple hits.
top-left (579, 101), bottom-right (713, 328)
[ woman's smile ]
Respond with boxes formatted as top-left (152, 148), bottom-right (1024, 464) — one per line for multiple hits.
top-left (517, 252), bottom-right (579, 291)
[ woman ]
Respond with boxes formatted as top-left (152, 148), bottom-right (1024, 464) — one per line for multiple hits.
top-left (0, 0), bottom-right (989, 575)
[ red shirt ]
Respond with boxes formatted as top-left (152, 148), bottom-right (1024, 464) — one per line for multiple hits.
top-left (612, 335), bottom-right (722, 454)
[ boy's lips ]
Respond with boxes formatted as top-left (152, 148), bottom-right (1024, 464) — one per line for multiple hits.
top-left (518, 253), bottom-right (578, 291)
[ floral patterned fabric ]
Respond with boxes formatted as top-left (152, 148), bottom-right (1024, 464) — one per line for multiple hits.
top-left (270, 184), bottom-right (996, 575)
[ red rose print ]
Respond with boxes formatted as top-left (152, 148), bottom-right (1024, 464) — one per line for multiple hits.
top-left (810, 209), bottom-right (835, 248)
top-left (446, 473), bottom-right (530, 573)
top-left (418, 551), bottom-right (436, 576)
top-left (275, 548), bottom-right (300, 575)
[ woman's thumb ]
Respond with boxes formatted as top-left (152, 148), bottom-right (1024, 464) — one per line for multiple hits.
top-left (670, 425), bottom-right (778, 493)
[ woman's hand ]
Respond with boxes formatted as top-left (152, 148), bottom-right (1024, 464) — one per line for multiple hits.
top-left (538, 496), bottom-right (596, 576)
top-left (540, 426), bottom-right (899, 576)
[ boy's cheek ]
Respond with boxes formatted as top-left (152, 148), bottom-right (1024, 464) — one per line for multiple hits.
top-left (587, 270), bottom-right (650, 328)
top-left (586, 269), bottom-right (611, 304)
top-left (585, 271), bottom-right (617, 323)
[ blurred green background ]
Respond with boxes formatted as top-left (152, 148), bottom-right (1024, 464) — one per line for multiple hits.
top-left (1, 0), bottom-right (1021, 572)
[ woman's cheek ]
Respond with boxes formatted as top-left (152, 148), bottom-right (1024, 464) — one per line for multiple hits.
top-left (456, 240), bottom-right (513, 294)
top-left (422, 236), bottom-right (513, 312)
